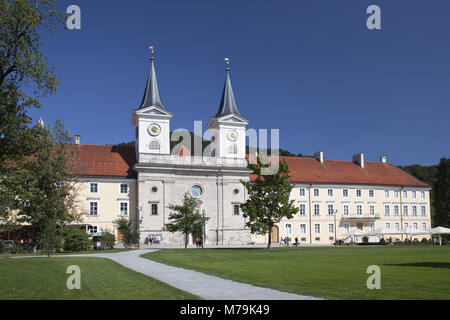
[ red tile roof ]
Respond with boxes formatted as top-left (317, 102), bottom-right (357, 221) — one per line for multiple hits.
top-left (71, 144), bottom-right (136, 179)
top-left (276, 156), bottom-right (429, 187)
top-left (70, 144), bottom-right (429, 187)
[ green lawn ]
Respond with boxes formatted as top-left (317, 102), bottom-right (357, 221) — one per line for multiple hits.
top-left (142, 246), bottom-right (450, 300)
top-left (0, 257), bottom-right (200, 300)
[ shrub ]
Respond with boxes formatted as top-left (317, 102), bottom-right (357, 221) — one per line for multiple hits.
top-left (62, 227), bottom-right (91, 252)
top-left (420, 238), bottom-right (428, 244)
top-left (8, 244), bottom-right (25, 254)
top-left (379, 238), bottom-right (386, 245)
top-left (101, 232), bottom-right (116, 249)
top-left (0, 241), bottom-right (4, 253)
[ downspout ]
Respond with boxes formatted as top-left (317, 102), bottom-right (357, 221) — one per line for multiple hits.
top-left (400, 186), bottom-right (404, 241)
top-left (308, 183), bottom-right (313, 244)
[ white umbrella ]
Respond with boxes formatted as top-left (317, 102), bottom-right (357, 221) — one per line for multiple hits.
top-left (428, 226), bottom-right (450, 234)
top-left (428, 226), bottom-right (450, 246)
top-left (341, 229), bottom-right (366, 243)
top-left (363, 226), bottom-right (404, 237)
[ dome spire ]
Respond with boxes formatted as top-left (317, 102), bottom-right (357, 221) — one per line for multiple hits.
top-left (215, 57), bottom-right (240, 118)
top-left (139, 45), bottom-right (164, 109)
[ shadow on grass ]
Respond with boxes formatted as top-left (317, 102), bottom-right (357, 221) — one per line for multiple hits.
top-left (384, 262), bottom-right (450, 269)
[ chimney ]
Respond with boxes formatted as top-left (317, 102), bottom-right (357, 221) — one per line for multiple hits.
top-left (380, 155), bottom-right (387, 163)
top-left (75, 134), bottom-right (81, 145)
top-left (353, 152), bottom-right (364, 168)
top-left (37, 117), bottom-right (44, 128)
top-left (314, 151), bottom-right (324, 163)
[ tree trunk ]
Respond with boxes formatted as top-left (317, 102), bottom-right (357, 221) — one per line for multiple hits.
top-left (267, 228), bottom-right (272, 249)
top-left (185, 233), bottom-right (188, 249)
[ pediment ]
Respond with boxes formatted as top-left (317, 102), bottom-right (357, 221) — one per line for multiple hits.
top-left (217, 114), bottom-right (249, 124)
top-left (134, 105), bottom-right (173, 118)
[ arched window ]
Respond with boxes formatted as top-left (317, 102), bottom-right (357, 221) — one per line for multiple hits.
top-left (149, 140), bottom-right (160, 153)
top-left (228, 143), bottom-right (237, 155)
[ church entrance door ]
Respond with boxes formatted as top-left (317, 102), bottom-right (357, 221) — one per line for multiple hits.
top-left (271, 226), bottom-right (279, 243)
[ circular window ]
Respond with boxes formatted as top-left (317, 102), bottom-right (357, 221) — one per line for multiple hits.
top-left (190, 185), bottom-right (203, 198)
top-left (151, 186), bottom-right (158, 193)
top-left (233, 188), bottom-right (239, 194)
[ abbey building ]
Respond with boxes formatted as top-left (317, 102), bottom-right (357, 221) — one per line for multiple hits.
top-left (69, 55), bottom-right (431, 246)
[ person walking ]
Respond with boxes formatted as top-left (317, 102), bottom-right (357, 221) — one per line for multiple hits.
top-left (433, 237), bottom-right (437, 245)
top-left (439, 236), bottom-right (442, 246)
top-left (389, 236), bottom-right (392, 246)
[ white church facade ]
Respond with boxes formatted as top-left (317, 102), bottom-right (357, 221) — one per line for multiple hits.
top-left (70, 54), bottom-right (432, 246)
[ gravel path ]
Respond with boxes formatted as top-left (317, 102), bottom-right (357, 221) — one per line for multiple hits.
top-left (47, 249), bottom-right (323, 300)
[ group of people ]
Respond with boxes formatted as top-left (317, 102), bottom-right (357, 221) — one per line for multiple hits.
top-left (279, 237), bottom-right (300, 247)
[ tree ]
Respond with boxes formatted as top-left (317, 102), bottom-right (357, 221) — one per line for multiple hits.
top-left (0, 0), bottom-right (65, 220)
top-left (9, 120), bottom-right (82, 256)
top-left (164, 193), bottom-right (203, 249)
top-left (61, 227), bottom-right (91, 252)
top-left (241, 157), bottom-right (299, 249)
top-left (115, 217), bottom-right (139, 248)
top-left (433, 158), bottom-right (450, 228)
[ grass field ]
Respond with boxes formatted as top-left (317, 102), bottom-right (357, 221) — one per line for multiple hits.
top-left (142, 246), bottom-right (450, 300)
top-left (0, 257), bottom-right (200, 300)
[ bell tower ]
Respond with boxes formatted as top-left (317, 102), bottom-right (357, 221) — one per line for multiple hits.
top-left (132, 47), bottom-right (173, 162)
top-left (207, 58), bottom-right (248, 159)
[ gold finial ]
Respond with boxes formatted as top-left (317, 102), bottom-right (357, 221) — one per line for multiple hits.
top-left (225, 57), bottom-right (230, 71)
top-left (149, 45), bottom-right (155, 58)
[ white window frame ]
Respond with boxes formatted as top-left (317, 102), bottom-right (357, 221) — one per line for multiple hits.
top-left (412, 205), bottom-right (418, 216)
top-left (344, 223), bottom-right (350, 233)
top-left (300, 224), bottom-right (307, 235)
top-left (421, 205), bottom-right (426, 216)
top-left (356, 189), bottom-right (362, 197)
top-left (120, 183), bottom-right (129, 194)
top-left (370, 204), bottom-right (375, 216)
top-left (394, 205), bottom-right (400, 216)
top-left (384, 190), bottom-right (389, 198)
top-left (89, 200), bottom-right (98, 216)
top-left (356, 204), bottom-right (362, 216)
top-left (119, 200), bottom-right (129, 216)
top-left (403, 205), bottom-right (409, 216)
top-left (343, 204), bottom-right (349, 216)
top-left (328, 189), bottom-right (333, 197)
top-left (384, 205), bottom-right (390, 216)
top-left (328, 204), bottom-right (334, 216)
top-left (314, 223), bottom-right (321, 234)
top-left (369, 190), bottom-right (374, 198)
top-left (299, 203), bottom-right (306, 216)
top-left (299, 188), bottom-right (306, 197)
top-left (343, 189), bottom-right (349, 197)
top-left (314, 188), bottom-right (319, 197)
top-left (421, 191), bottom-right (425, 199)
top-left (314, 203), bottom-right (320, 216)
top-left (90, 182), bottom-right (98, 194)
top-left (87, 225), bottom-right (98, 235)
top-left (328, 223), bottom-right (334, 234)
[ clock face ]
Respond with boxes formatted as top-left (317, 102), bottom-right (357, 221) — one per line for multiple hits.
top-left (190, 185), bottom-right (203, 198)
top-left (148, 123), bottom-right (161, 136)
top-left (227, 130), bottom-right (238, 142)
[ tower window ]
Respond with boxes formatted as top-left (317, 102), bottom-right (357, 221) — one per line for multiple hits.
top-left (228, 144), bottom-right (237, 154)
top-left (149, 140), bottom-right (160, 153)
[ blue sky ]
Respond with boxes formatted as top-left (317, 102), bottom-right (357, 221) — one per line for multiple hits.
top-left (30, 0), bottom-right (450, 166)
